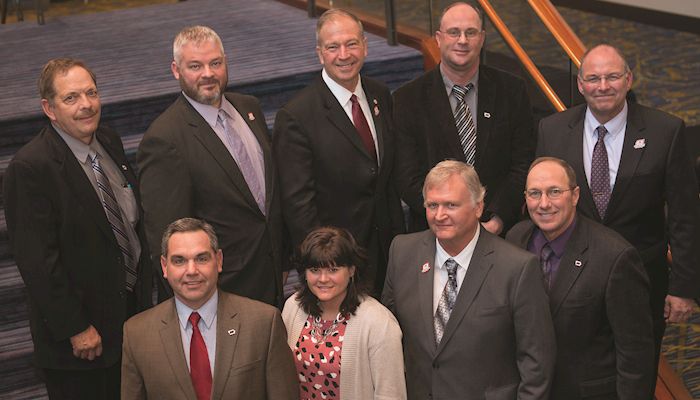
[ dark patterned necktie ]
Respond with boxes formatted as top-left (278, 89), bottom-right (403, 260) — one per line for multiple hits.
top-left (90, 152), bottom-right (136, 290)
top-left (350, 94), bottom-right (377, 163)
top-left (591, 125), bottom-right (611, 219)
top-left (540, 244), bottom-right (554, 292)
top-left (452, 83), bottom-right (477, 165)
top-left (434, 258), bottom-right (459, 345)
top-left (189, 312), bottom-right (212, 400)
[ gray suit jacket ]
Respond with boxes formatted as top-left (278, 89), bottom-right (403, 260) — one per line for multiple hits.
top-left (506, 216), bottom-right (655, 400)
top-left (121, 291), bottom-right (298, 400)
top-left (382, 228), bottom-right (555, 400)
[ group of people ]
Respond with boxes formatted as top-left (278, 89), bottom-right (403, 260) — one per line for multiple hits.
top-left (4, 1), bottom-right (699, 399)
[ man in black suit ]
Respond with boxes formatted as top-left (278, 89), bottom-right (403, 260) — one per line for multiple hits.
top-left (507, 157), bottom-right (655, 400)
top-left (393, 1), bottom-right (534, 234)
top-left (138, 26), bottom-right (285, 306)
top-left (382, 160), bottom-right (555, 399)
top-left (3, 58), bottom-right (152, 399)
top-left (273, 9), bottom-right (404, 294)
top-left (537, 43), bottom-right (700, 360)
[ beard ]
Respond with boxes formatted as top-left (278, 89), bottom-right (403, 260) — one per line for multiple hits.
top-left (180, 75), bottom-right (227, 106)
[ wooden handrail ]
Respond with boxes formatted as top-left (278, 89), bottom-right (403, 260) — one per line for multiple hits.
top-left (655, 354), bottom-right (693, 399)
top-left (527, 0), bottom-right (586, 68)
top-left (476, 0), bottom-right (566, 112)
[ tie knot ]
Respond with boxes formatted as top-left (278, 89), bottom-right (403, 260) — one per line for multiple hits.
top-left (218, 109), bottom-right (231, 124)
top-left (89, 151), bottom-right (101, 164)
top-left (444, 259), bottom-right (459, 277)
top-left (350, 94), bottom-right (359, 104)
top-left (452, 83), bottom-right (473, 100)
top-left (596, 125), bottom-right (608, 140)
top-left (189, 312), bottom-right (201, 327)
top-left (541, 244), bottom-right (554, 262)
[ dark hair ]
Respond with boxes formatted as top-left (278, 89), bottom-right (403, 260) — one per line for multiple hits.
top-left (161, 217), bottom-right (219, 257)
top-left (528, 157), bottom-right (578, 189)
top-left (439, 1), bottom-right (485, 31)
top-left (294, 227), bottom-right (368, 317)
top-left (38, 58), bottom-right (96, 102)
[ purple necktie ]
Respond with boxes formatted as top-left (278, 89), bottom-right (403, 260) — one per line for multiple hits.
top-left (590, 125), bottom-right (611, 220)
top-left (540, 244), bottom-right (554, 292)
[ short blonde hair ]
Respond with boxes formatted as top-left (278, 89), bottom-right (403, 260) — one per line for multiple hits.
top-left (423, 160), bottom-right (486, 205)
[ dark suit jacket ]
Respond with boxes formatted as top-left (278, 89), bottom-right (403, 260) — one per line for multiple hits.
top-left (537, 103), bottom-right (700, 303)
top-left (121, 291), bottom-right (298, 400)
top-left (382, 228), bottom-right (555, 400)
top-left (138, 93), bottom-right (285, 306)
top-left (506, 216), bottom-right (655, 400)
top-left (393, 65), bottom-right (535, 231)
top-left (273, 75), bottom-right (405, 291)
top-left (3, 125), bottom-right (152, 370)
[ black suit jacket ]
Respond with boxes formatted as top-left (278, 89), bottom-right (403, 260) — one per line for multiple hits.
top-left (506, 216), bottom-right (655, 400)
top-left (393, 65), bottom-right (535, 231)
top-left (537, 103), bottom-right (700, 302)
top-left (137, 93), bottom-right (285, 306)
top-left (3, 125), bottom-right (152, 370)
top-left (272, 75), bottom-right (404, 291)
top-left (382, 229), bottom-right (555, 400)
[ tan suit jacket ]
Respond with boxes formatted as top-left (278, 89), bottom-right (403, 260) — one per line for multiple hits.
top-left (121, 291), bottom-right (298, 400)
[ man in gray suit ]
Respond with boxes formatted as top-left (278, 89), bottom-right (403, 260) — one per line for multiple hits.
top-left (507, 157), bottom-right (655, 400)
top-left (382, 160), bottom-right (555, 400)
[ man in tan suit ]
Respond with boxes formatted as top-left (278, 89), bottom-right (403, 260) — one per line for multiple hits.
top-left (121, 218), bottom-right (298, 400)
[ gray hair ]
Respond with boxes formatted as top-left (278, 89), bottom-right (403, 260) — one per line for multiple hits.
top-left (161, 218), bottom-right (219, 257)
top-left (423, 160), bottom-right (486, 205)
top-left (316, 9), bottom-right (364, 45)
top-left (173, 25), bottom-right (225, 65)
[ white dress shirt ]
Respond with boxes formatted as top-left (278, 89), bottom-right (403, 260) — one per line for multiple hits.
top-left (432, 227), bottom-right (480, 314)
top-left (583, 101), bottom-right (628, 189)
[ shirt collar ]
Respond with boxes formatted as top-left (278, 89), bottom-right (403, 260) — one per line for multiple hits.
top-left (530, 216), bottom-right (577, 258)
top-left (175, 290), bottom-right (219, 330)
top-left (182, 92), bottom-right (236, 129)
top-left (585, 101), bottom-right (628, 139)
top-left (53, 122), bottom-right (100, 164)
top-left (435, 225), bottom-right (481, 270)
top-left (440, 64), bottom-right (479, 96)
top-left (321, 68), bottom-right (366, 106)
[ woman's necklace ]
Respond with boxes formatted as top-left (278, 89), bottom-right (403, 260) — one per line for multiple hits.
top-left (310, 312), bottom-right (345, 342)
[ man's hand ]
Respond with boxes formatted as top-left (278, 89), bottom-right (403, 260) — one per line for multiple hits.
top-left (70, 325), bottom-right (103, 360)
top-left (664, 295), bottom-right (695, 323)
top-left (481, 215), bottom-right (504, 235)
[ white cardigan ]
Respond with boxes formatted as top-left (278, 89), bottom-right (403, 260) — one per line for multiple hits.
top-left (282, 294), bottom-right (407, 400)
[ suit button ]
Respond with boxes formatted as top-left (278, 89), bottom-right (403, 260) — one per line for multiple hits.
top-left (432, 362), bottom-right (439, 369)
top-left (370, 168), bottom-right (377, 175)
top-left (119, 290), bottom-right (125, 298)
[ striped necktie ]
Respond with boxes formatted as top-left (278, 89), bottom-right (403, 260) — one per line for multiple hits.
top-left (434, 258), bottom-right (459, 345)
top-left (452, 83), bottom-right (477, 165)
top-left (90, 152), bottom-right (136, 290)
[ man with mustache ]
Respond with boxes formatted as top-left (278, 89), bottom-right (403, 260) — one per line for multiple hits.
top-left (393, 2), bottom-right (535, 235)
top-left (138, 26), bottom-right (286, 307)
top-left (536, 43), bottom-right (700, 370)
top-left (3, 58), bottom-right (153, 399)
top-left (273, 9), bottom-right (404, 295)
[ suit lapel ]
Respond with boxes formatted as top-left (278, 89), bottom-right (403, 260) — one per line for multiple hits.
top-left (549, 219), bottom-right (588, 316)
top-left (96, 128), bottom-right (140, 199)
top-left (436, 229), bottom-right (494, 356)
top-left (48, 127), bottom-right (113, 241)
top-left (317, 78), bottom-right (376, 163)
top-left (426, 67), bottom-right (466, 162)
top-left (180, 96), bottom-right (262, 215)
top-left (211, 293), bottom-right (241, 400)
top-left (567, 110), bottom-right (599, 221)
top-left (606, 104), bottom-right (645, 221)
top-left (475, 67), bottom-right (495, 170)
top-left (417, 233), bottom-right (437, 351)
top-left (364, 84), bottom-right (386, 167)
top-left (159, 300), bottom-right (198, 400)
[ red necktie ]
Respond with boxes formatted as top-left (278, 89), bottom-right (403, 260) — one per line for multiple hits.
top-left (189, 312), bottom-right (212, 400)
top-left (350, 94), bottom-right (377, 163)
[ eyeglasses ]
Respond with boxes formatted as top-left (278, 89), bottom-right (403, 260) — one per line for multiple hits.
top-left (524, 187), bottom-right (575, 200)
top-left (579, 72), bottom-right (627, 85)
top-left (441, 28), bottom-right (483, 40)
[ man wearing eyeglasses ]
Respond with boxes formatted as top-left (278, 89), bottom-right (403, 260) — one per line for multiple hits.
top-left (507, 157), bottom-right (655, 400)
top-left (537, 43), bottom-right (699, 368)
top-left (393, 1), bottom-right (535, 235)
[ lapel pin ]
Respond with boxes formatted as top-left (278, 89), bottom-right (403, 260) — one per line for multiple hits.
top-left (574, 260), bottom-right (582, 267)
top-left (248, 112), bottom-right (255, 121)
top-left (374, 106), bottom-right (380, 116)
top-left (120, 164), bottom-right (128, 171)
top-left (373, 98), bottom-right (378, 105)
top-left (483, 112), bottom-right (491, 119)
top-left (228, 329), bottom-right (236, 336)
top-left (633, 138), bottom-right (646, 149)
top-left (421, 262), bottom-right (431, 273)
